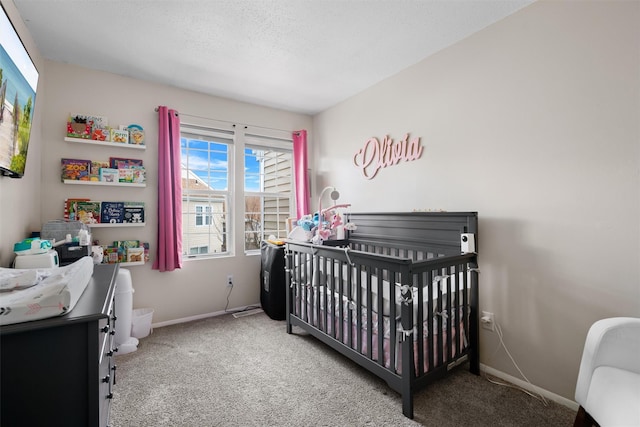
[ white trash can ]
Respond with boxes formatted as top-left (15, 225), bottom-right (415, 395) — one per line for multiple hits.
top-left (131, 307), bottom-right (154, 339)
top-left (114, 268), bottom-right (139, 355)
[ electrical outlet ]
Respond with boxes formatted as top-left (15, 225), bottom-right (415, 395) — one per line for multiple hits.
top-left (481, 311), bottom-right (495, 332)
top-left (227, 274), bottom-right (233, 287)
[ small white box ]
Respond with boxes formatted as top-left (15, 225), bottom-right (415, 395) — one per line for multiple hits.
top-left (14, 251), bottom-right (60, 269)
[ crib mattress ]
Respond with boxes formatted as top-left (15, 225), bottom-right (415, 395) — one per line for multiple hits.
top-left (0, 256), bottom-right (94, 325)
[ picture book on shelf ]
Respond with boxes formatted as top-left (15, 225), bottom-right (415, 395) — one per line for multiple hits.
top-left (61, 158), bottom-right (91, 181)
top-left (119, 168), bottom-right (134, 183)
top-left (67, 113), bottom-right (108, 139)
top-left (100, 168), bottom-right (119, 183)
top-left (130, 166), bottom-right (146, 183)
top-left (91, 127), bottom-right (109, 141)
top-left (127, 247), bottom-right (144, 263)
top-left (76, 201), bottom-right (101, 224)
top-left (64, 198), bottom-right (90, 221)
top-left (110, 157), bottom-right (143, 168)
top-left (103, 247), bottom-right (120, 264)
top-left (91, 160), bottom-right (109, 175)
top-left (127, 124), bottom-right (145, 145)
top-left (142, 242), bottom-right (150, 263)
top-left (101, 202), bottom-right (125, 223)
top-left (110, 128), bottom-right (129, 144)
top-left (114, 240), bottom-right (140, 250)
top-left (123, 203), bottom-right (145, 223)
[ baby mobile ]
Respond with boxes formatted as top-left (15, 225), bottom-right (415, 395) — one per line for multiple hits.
top-left (291, 186), bottom-right (357, 244)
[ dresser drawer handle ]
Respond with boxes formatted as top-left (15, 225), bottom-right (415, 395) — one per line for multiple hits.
top-left (102, 375), bottom-right (110, 383)
top-left (100, 325), bottom-right (109, 333)
top-left (106, 393), bottom-right (113, 399)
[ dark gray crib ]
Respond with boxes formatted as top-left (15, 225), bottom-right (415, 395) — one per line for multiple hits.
top-left (285, 212), bottom-right (479, 419)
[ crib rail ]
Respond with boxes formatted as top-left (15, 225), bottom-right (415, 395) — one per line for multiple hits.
top-left (285, 239), bottom-right (479, 418)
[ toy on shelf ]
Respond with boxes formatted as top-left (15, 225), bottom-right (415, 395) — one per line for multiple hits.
top-left (65, 113), bottom-right (145, 147)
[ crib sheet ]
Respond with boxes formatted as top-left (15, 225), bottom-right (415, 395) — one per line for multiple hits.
top-left (0, 256), bottom-right (94, 325)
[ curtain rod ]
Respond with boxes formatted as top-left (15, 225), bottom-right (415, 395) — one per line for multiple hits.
top-left (155, 108), bottom-right (302, 134)
top-left (154, 106), bottom-right (179, 116)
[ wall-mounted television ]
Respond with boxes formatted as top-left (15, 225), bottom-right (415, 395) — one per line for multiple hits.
top-left (0, 4), bottom-right (39, 178)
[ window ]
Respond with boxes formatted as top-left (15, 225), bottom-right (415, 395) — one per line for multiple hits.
top-left (180, 119), bottom-right (294, 258)
top-left (181, 123), bottom-right (233, 258)
top-left (189, 246), bottom-right (209, 255)
top-left (195, 205), bottom-right (213, 226)
top-left (244, 135), bottom-right (293, 251)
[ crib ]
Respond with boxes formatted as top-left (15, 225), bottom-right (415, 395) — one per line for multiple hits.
top-left (285, 212), bottom-right (479, 419)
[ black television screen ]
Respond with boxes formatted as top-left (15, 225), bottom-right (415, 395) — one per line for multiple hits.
top-left (0, 4), bottom-right (39, 178)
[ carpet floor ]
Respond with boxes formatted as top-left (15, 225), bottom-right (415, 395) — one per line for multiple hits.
top-left (110, 311), bottom-right (576, 426)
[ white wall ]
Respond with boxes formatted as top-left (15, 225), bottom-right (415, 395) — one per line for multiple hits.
top-left (39, 61), bottom-right (311, 324)
top-left (0, 0), bottom-right (44, 267)
top-left (312, 0), bottom-right (639, 402)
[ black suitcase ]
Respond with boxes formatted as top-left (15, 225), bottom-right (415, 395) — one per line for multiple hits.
top-left (260, 241), bottom-right (286, 320)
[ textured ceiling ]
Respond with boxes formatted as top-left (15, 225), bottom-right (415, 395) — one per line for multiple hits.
top-left (12, 0), bottom-right (534, 115)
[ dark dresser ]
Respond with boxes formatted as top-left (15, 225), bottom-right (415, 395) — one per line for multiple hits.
top-left (0, 263), bottom-right (119, 427)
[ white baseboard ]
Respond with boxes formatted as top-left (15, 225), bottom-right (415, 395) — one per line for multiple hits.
top-left (480, 364), bottom-right (579, 411)
top-left (151, 303), bottom-right (261, 329)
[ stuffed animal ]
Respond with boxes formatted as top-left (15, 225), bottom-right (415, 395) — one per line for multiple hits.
top-left (331, 213), bottom-right (343, 229)
top-left (297, 215), bottom-right (315, 231)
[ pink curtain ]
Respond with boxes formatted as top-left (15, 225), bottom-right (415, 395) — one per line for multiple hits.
top-left (153, 106), bottom-right (183, 272)
top-left (293, 130), bottom-right (309, 219)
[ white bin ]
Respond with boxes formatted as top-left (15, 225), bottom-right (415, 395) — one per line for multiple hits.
top-left (114, 269), bottom-right (138, 354)
top-left (131, 307), bottom-right (154, 339)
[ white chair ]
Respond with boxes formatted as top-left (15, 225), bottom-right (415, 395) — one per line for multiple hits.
top-left (574, 317), bottom-right (640, 427)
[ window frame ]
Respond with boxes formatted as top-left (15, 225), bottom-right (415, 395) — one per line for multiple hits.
top-left (243, 133), bottom-right (294, 253)
top-left (180, 120), bottom-right (235, 259)
top-left (180, 118), bottom-right (296, 259)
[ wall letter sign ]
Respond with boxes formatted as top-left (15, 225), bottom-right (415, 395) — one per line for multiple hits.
top-left (352, 133), bottom-right (423, 179)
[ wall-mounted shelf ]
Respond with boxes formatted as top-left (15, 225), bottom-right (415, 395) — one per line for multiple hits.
top-left (65, 137), bottom-right (146, 150)
top-left (111, 261), bottom-right (144, 267)
top-left (63, 179), bottom-right (146, 188)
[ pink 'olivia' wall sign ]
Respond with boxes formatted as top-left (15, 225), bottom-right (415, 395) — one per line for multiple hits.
top-left (353, 133), bottom-right (423, 179)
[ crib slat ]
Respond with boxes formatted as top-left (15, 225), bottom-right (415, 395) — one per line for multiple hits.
top-left (330, 258), bottom-right (336, 334)
top-left (400, 266), bottom-right (415, 419)
top-left (389, 270), bottom-right (397, 373)
top-left (445, 267), bottom-right (452, 365)
top-left (346, 259), bottom-right (353, 349)
top-left (356, 263), bottom-right (363, 354)
top-left (366, 265), bottom-right (373, 359)
top-left (436, 267), bottom-right (444, 368)
top-left (426, 269), bottom-right (434, 373)
top-left (462, 261), bottom-right (469, 358)
top-left (415, 272), bottom-right (424, 376)
top-left (319, 255), bottom-right (325, 333)
top-left (376, 266), bottom-right (384, 367)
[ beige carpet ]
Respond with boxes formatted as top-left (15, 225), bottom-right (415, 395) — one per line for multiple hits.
top-left (110, 311), bottom-right (575, 426)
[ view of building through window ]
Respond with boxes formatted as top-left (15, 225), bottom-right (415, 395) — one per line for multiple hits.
top-left (244, 146), bottom-right (292, 250)
top-left (180, 123), bottom-right (293, 257)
